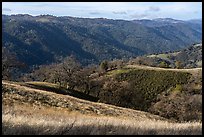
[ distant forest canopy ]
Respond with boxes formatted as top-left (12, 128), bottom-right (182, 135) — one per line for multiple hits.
top-left (2, 14), bottom-right (202, 69)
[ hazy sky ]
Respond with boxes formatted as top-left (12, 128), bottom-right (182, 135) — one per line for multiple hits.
top-left (2, 2), bottom-right (202, 20)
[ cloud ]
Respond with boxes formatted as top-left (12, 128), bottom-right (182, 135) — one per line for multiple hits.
top-left (148, 6), bottom-right (160, 12)
top-left (112, 11), bottom-right (127, 14)
top-left (130, 6), bottom-right (160, 19)
top-left (130, 13), bottom-right (148, 19)
top-left (3, 8), bottom-right (11, 11)
top-left (89, 11), bottom-right (101, 15)
top-left (2, 2), bottom-right (201, 20)
top-left (31, 3), bottom-right (49, 7)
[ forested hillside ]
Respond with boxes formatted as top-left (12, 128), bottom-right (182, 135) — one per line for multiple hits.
top-left (2, 14), bottom-right (202, 68)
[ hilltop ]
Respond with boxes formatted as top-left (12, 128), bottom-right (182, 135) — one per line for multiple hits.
top-left (129, 43), bottom-right (202, 69)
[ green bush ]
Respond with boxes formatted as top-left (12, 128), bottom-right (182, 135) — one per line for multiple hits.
top-left (159, 61), bottom-right (170, 68)
top-left (100, 60), bottom-right (108, 72)
top-left (172, 84), bottom-right (183, 94)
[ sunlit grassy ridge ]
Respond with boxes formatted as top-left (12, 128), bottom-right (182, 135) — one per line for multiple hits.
top-left (106, 69), bottom-right (131, 76)
top-left (20, 81), bottom-right (99, 102)
top-left (26, 81), bottom-right (61, 88)
top-left (2, 80), bottom-right (165, 120)
top-left (2, 81), bottom-right (202, 135)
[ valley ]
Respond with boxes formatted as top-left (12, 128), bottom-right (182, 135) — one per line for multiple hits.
top-left (2, 14), bottom-right (202, 67)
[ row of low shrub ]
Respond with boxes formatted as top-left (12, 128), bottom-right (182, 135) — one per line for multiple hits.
top-left (86, 68), bottom-right (202, 122)
top-left (112, 69), bottom-right (191, 111)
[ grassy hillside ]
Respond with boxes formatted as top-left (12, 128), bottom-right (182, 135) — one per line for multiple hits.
top-left (3, 103), bottom-right (201, 135)
top-left (2, 80), bottom-right (164, 119)
top-left (2, 80), bottom-right (202, 135)
top-left (24, 81), bottom-right (99, 102)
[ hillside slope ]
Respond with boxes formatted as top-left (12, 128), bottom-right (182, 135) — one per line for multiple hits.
top-left (2, 80), bottom-right (202, 135)
top-left (2, 80), bottom-right (165, 120)
top-left (2, 14), bottom-right (202, 67)
top-left (86, 64), bottom-right (202, 122)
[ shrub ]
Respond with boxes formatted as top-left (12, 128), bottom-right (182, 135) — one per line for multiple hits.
top-left (159, 61), bottom-right (170, 68)
top-left (100, 60), bottom-right (108, 72)
top-left (175, 61), bottom-right (183, 69)
top-left (171, 84), bottom-right (183, 94)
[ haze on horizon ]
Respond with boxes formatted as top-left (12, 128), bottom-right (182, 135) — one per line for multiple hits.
top-left (2, 2), bottom-right (202, 21)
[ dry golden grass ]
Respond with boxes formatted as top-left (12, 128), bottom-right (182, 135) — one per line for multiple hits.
top-left (2, 103), bottom-right (202, 135)
top-left (2, 80), bottom-right (167, 121)
top-left (26, 81), bottom-right (61, 88)
top-left (2, 80), bottom-right (202, 135)
top-left (125, 64), bottom-right (202, 76)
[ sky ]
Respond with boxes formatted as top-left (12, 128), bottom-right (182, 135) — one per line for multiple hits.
top-left (2, 2), bottom-right (202, 20)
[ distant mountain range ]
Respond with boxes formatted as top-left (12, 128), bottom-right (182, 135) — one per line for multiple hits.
top-left (2, 14), bottom-right (202, 68)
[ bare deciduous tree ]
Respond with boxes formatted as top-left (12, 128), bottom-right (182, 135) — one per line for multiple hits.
top-left (2, 47), bottom-right (26, 80)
